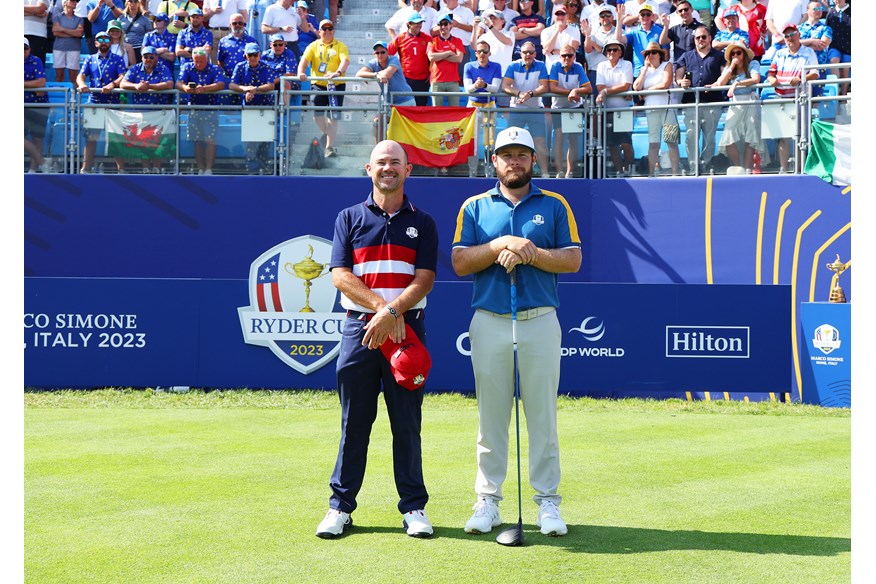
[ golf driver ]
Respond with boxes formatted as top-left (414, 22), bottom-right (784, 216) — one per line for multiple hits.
top-left (496, 267), bottom-right (524, 547)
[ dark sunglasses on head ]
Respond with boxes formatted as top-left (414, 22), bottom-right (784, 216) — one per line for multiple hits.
top-left (475, 49), bottom-right (490, 54)
top-left (143, 54), bottom-right (157, 58)
top-left (560, 53), bottom-right (575, 58)
top-left (232, 22), bottom-right (245, 26)
top-left (640, 12), bottom-right (652, 17)
top-left (730, 50), bottom-right (743, 56)
top-left (439, 21), bottom-right (451, 25)
top-left (321, 26), bottom-right (334, 31)
top-left (374, 50), bottom-right (387, 54)
top-left (694, 35), bottom-right (709, 40)
top-left (605, 47), bottom-right (621, 52)
top-left (784, 31), bottom-right (799, 38)
top-left (272, 42), bottom-right (285, 46)
top-left (521, 50), bottom-right (535, 55)
top-left (645, 51), bottom-right (660, 56)
top-left (678, 7), bottom-right (690, 12)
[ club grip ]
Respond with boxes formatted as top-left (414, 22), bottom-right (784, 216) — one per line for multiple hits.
top-left (509, 268), bottom-right (517, 317)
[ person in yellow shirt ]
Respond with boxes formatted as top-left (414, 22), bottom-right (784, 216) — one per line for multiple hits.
top-left (298, 19), bottom-right (350, 158)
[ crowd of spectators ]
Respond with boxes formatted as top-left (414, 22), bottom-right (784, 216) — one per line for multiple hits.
top-left (23, 0), bottom-right (852, 176)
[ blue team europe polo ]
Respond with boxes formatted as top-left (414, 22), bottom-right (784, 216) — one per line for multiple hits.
top-left (452, 183), bottom-right (581, 314)
top-left (80, 52), bottom-right (128, 104)
top-left (24, 55), bottom-right (48, 104)
top-left (230, 61), bottom-right (279, 105)
top-left (331, 193), bottom-right (439, 313)
top-left (124, 61), bottom-right (174, 105)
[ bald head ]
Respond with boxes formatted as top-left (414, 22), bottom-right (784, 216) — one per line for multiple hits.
top-left (367, 141), bottom-right (411, 196)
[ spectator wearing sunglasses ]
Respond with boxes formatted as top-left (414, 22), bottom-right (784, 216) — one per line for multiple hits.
top-left (595, 40), bottom-right (634, 176)
top-left (203, 0), bottom-right (247, 64)
top-left (357, 41), bottom-right (415, 143)
top-left (615, 3), bottom-right (668, 77)
top-left (428, 14), bottom-right (465, 106)
top-left (675, 25), bottom-right (725, 173)
top-left (541, 4), bottom-right (581, 71)
top-left (501, 40), bottom-right (551, 176)
top-left (510, 0), bottom-right (546, 60)
top-left (217, 13), bottom-right (257, 78)
top-left (659, 0), bottom-right (700, 62)
top-left (582, 6), bottom-right (617, 88)
top-left (261, 33), bottom-right (299, 98)
top-left (548, 43), bottom-right (591, 177)
top-left (297, 19), bottom-right (349, 158)
top-left (432, 0), bottom-right (475, 82)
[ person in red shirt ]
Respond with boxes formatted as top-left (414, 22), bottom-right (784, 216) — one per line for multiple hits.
top-left (388, 14), bottom-right (433, 106)
top-left (428, 14), bottom-right (465, 106)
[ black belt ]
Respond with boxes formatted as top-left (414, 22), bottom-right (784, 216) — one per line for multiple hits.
top-left (347, 309), bottom-right (423, 321)
top-left (211, 27), bottom-right (230, 30)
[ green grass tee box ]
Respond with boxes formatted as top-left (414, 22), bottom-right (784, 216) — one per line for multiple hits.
top-left (25, 390), bottom-right (850, 583)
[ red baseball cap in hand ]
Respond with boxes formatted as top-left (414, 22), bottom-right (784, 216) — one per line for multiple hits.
top-left (380, 324), bottom-right (432, 391)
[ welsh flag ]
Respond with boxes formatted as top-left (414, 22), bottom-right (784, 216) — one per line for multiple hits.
top-left (387, 106), bottom-right (476, 168)
top-left (106, 110), bottom-right (177, 160)
top-left (804, 120), bottom-right (851, 186)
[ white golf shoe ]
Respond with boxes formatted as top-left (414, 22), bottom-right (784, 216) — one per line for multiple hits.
top-left (402, 509), bottom-right (433, 538)
top-left (315, 509), bottom-right (352, 538)
top-left (464, 497), bottom-right (501, 534)
top-left (536, 500), bottom-right (568, 536)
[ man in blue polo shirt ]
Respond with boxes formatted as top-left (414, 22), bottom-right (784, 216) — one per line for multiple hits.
top-left (175, 7), bottom-right (213, 68)
top-left (616, 2), bottom-right (667, 77)
top-left (316, 140), bottom-right (439, 540)
top-left (76, 30), bottom-right (128, 173)
top-left (501, 41), bottom-right (550, 177)
top-left (452, 126), bottom-right (581, 539)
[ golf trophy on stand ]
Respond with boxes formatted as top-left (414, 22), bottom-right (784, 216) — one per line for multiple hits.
top-left (826, 254), bottom-right (849, 303)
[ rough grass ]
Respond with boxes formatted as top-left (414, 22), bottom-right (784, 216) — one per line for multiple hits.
top-left (25, 390), bottom-right (850, 583)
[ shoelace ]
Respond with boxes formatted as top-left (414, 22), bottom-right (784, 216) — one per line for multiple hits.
top-left (540, 502), bottom-right (561, 520)
top-left (473, 499), bottom-right (496, 517)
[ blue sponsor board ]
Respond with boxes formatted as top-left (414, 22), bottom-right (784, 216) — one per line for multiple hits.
top-left (25, 277), bottom-right (791, 398)
top-left (799, 303), bottom-right (851, 408)
top-left (24, 174), bottom-right (845, 398)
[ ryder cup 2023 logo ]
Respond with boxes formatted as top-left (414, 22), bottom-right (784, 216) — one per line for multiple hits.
top-left (238, 236), bottom-right (344, 374)
top-left (812, 323), bottom-right (842, 355)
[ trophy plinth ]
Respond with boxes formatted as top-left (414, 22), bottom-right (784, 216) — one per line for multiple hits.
top-left (825, 254), bottom-right (849, 304)
top-left (285, 245), bottom-right (329, 312)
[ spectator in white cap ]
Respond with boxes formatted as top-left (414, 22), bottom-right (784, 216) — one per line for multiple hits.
top-left (433, 0), bottom-right (475, 80)
top-left (712, 8), bottom-right (749, 51)
top-left (386, 0), bottom-right (439, 40)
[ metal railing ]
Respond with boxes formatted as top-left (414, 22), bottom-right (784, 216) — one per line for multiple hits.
top-left (24, 65), bottom-right (851, 178)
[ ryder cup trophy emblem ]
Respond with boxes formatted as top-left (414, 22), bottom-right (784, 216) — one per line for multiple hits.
top-left (826, 254), bottom-right (849, 304)
top-left (285, 244), bottom-right (330, 313)
top-left (238, 235), bottom-right (343, 374)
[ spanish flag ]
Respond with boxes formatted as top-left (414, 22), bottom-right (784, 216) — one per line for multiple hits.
top-left (387, 106), bottom-right (476, 168)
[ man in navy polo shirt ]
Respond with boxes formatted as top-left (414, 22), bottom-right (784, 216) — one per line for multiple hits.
top-left (452, 126), bottom-right (581, 538)
top-left (316, 140), bottom-right (439, 540)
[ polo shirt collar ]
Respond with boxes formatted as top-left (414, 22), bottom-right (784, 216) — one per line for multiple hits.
top-left (365, 192), bottom-right (416, 213)
top-left (488, 182), bottom-right (543, 204)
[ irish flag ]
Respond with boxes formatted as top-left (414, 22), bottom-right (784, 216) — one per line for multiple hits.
top-left (804, 120), bottom-right (851, 186)
top-left (387, 106), bottom-right (476, 168)
top-left (106, 110), bottom-right (177, 160)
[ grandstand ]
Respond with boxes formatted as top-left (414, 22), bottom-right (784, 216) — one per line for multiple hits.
top-left (24, 0), bottom-right (851, 179)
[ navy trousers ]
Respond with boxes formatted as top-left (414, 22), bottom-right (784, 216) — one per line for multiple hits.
top-left (328, 312), bottom-right (429, 515)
